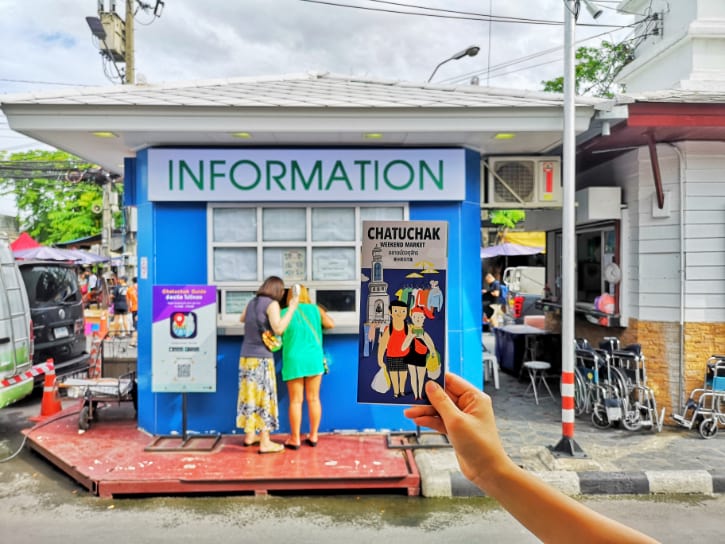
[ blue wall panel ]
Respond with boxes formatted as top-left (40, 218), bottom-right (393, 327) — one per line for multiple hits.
top-left (134, 147), bottom-right (482, 436)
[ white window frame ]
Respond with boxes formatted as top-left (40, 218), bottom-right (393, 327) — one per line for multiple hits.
top-left (208, 202), bottom-right (408, 330)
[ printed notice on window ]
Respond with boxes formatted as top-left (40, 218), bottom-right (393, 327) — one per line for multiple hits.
top-left (151, 285), bottom-right (217, 392)
top-left (358, 220), bottom-right (448, 405)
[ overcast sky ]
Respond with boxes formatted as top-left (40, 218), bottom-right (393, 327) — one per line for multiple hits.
top-left (0, 0), bottom-right (636, 157)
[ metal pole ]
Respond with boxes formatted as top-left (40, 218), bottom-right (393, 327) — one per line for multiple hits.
top-left (101, 181), bottom-right (112, 260)
top-left (549, 0), bottom-right (585, 458)
top-left (124, 0), bottom-right (135, 84)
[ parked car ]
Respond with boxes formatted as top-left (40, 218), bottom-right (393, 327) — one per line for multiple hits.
top-left (0, 234), bottom-right (34, 408)
top-left (17, 259), bottom-right (89, 383)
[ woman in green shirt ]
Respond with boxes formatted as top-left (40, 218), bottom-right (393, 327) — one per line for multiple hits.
top-left (281, 284), bottom-right (335, 449)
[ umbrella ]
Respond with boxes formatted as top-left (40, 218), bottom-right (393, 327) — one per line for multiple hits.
top-left (480, 242), bottom-right (544, 259)
top-left (65, 249), bottom-right (110, 264)
top-left (13, 246), bottom-right (84, 262)
top-left (13, 244), bottom-right (110, 264)
top-left (10, 232), bottom-right (41, 251)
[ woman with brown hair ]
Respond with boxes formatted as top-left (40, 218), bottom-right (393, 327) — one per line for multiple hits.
top-left (280, 284), bottom-right (335, 449)
top-left (237, 276), bottom-right (299, 454)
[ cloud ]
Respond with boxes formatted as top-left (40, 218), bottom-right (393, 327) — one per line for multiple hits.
top-left (0, 0), bottom-right (634, 151)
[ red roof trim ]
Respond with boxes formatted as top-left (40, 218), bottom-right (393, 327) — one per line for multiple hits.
top-left (628, 102), bottom-right (725, 127)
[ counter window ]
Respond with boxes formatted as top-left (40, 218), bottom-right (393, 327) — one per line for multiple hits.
top-left (552, 221), bottom-right (621, 325)
top-left (210, 204), bottom-right (406, 326)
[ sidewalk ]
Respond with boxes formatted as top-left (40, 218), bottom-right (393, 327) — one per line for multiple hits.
top-left (412, 367), bottom-right (725, 497)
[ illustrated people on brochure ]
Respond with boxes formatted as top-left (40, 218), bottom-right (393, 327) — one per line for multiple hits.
top-left (401, 307), bottom-right (437, 400)
top-left (358, 220), bottom-right (447, 405)
top-left (377, 300), bottom-right (411, 398)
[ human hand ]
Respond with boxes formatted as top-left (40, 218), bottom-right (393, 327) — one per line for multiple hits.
top-left (403, 373), bottom-right (512, 492)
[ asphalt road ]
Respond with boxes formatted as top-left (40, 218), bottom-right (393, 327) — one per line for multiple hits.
top-left (3, 391), bottom-right (725, 543)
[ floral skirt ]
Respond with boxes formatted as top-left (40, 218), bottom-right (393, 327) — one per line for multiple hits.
top-left (236, 356), bottom-right (279, 434)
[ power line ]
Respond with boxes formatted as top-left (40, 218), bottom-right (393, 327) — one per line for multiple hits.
top-left (439, 23), bottom-right (637, 85)
top-left (297, 0), bottom-right (631, 28)
top-left (0, 78), bottom-right (92, 87)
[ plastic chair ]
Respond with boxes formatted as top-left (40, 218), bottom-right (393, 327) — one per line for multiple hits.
top-left (483, 351), bottom-right (500, 390)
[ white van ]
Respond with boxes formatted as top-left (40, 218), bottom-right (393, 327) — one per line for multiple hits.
top-left (0, 234), bottom-right (35, 408)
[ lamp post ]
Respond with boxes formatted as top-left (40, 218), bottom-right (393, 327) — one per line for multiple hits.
top-left (549, 0), bottom-right (602, 458)
top-left (427, 45), bottom-right (480, 83)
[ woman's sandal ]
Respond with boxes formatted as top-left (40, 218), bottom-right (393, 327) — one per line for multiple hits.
top-left (242, 438), bottom-right (260, 447)
top-left (305, 438), bottom-right (318, 448)
top-left (258, 442), bottom-right (284, 454)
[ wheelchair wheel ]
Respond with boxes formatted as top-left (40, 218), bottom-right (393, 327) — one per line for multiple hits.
top-left (574, 369), bottom-right (587, 416)
top-left (591, 405), bottom-right (611, 429)
top-left (78, 405), bottom-right (91, 431)
top-left (699, 418), bottom-right (718, 439)
top-left (621, 407), bottom-right (643, 431)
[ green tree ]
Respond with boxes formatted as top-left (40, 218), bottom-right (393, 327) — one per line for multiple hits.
top-left (489, 209), bottom-right (527, 243)
top-left (541, 40), bottom-right (632, 98)
top-left (0, 150), bottom-right (107, 244)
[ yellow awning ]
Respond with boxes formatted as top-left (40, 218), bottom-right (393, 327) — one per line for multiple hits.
top-left (503, 231), bottom-right (546, 252)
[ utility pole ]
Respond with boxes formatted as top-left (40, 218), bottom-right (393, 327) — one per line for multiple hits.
top-left (87, 1), bottom-right (163, 84)
top-left (124, 0), bottom-right (135, 84)
top-left (101, 181), bottom-right (112, 262)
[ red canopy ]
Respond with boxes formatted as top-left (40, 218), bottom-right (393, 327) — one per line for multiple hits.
top-left (10, 232), bottom-right (40, 251)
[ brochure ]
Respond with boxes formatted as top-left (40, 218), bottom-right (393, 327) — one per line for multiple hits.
top-left (358, 220), bottom-right (447, 405)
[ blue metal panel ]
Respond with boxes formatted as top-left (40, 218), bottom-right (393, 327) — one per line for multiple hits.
top-left (135, 146), bottom-right (482, 436)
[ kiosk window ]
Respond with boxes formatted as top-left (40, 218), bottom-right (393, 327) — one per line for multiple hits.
top-left (209, 203), bottom-right (406, 323)
top-left (214, 208), bottom-right (256, 243)
top-left (263, 208), bottom-right (306, 241)
top-left (312, 208), bottom-right (355, 241)
top-left (552, 222), bottom-right (621, 324)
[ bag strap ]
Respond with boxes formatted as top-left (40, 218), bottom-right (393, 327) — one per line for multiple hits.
top-left (298, 308), bottom-right (322, 348)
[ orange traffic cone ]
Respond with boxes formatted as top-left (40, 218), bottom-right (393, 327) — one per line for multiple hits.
top-left (30, 360), bottom-right (62, 422)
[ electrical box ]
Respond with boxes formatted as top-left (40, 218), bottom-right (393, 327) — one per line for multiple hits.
top-left (575, 187), bottom-right (621, 223)
top-left (100, 12), bottom-right (126, 62)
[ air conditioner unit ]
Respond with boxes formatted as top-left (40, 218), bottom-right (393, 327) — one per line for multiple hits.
top-left (484, 156), bottom-right (562, 208)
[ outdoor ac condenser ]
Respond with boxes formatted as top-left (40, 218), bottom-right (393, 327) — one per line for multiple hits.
top-left (483, 156), bottom-right (562, 208)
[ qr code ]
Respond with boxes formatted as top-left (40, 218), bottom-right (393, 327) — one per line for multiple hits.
top-left (177, 362), bottom-right (192, 378)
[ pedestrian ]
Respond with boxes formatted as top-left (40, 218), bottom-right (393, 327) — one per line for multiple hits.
top-left (404, 373), bottom-right (658, 544)
top-left (88, 268), bottom-right (98, 292)
top-left (280, 284), bottom-right (335, 449)
top-left (237, 276), bottom-right (299, 454)
top-left (127, 277), bottom-right (138, 332)
top-left (79, 269), bottom-right (90, 307)
top-left (111, 276), bottom-right (132, 336)
top-left (482, 272), bottom-right (504, 327)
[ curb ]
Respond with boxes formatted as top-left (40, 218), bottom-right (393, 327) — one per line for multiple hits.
top-left (436, 469), bottom-right (725, 498)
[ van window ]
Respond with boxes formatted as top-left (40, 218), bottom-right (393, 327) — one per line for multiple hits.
top-left (21, 265), bottom-right (81, 306)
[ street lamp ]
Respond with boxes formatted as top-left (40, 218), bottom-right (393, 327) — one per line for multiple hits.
top-left (427, 45), bottom-right (480, 83)
top-left (548, 0), bottom-right (603, 459)
top-left (582, 0), bottom-right (603, 19)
